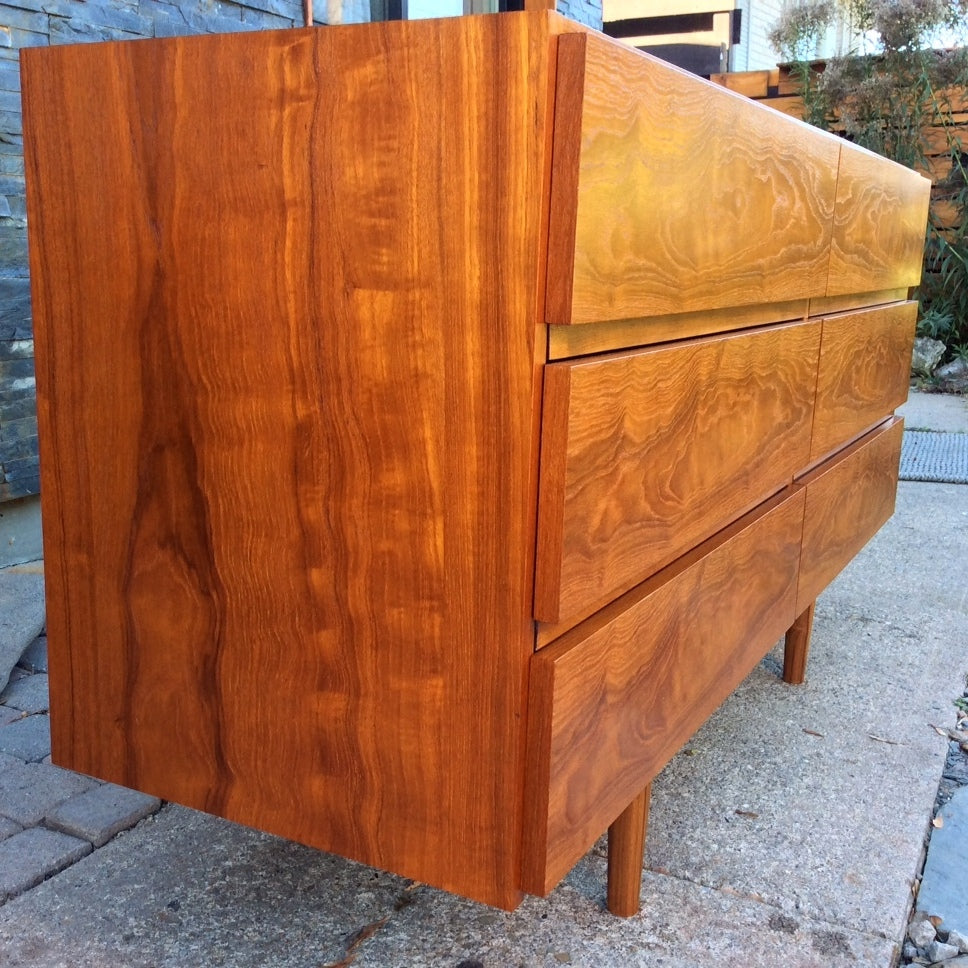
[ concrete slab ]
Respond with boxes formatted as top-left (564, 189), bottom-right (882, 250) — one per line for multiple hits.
top-left (641, 479), bottom-right (968, 941)
top-left (898, 389), bottom-right (968, 433)
top-left (0, 479), bottom-right (962, 966)
top-left (0, 566), bottom-right (44, 693)
top-left (915, 785), bottom-right (968, 935)
top-left (0, 806), bottom-right (901, 968)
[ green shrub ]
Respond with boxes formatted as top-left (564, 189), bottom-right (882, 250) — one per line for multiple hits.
top-left (771, 0), bottom-right (968, 362)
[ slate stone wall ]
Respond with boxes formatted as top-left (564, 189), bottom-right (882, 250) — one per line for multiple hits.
top-left (1, 33), bottom-right (34, 502)
top-left (556, 0), bottom-right (600, 30)
top-left (0, 0), bottom-right (600, 503)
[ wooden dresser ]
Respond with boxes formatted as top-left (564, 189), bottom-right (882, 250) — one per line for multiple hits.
top-left (21, 11), bottom-right (930, 915)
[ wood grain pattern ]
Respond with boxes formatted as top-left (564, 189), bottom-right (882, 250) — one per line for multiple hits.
top-left (797, 419), bottom-right (904, 614)
top-left (534, 321), bottom-right (820, 628)
top-left (545, 32), bottom-right (841, 324)
top-left (807, 288), bottom-right (909, 317)
top-left (827, 142), bottom-right (932, 296)
top-left (546, 298), bottom-right (810, 360)
top-left (709, 69), bottom-right (772, 98)
top-left (22, 12), bottom-right (564, 909)
top-left (523, 489), bottom-right (805, 894)
top-left (22, 8), bottom-right (915, 912)
top-left (607, 785), bottom-right (650, 917)
top-left (783, 603), bottom-right (815, 685)
top-left (810, 302), bottom-right (916, 463)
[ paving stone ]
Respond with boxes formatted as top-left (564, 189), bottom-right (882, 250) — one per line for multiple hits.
top-left (943, 742), bottom-right (968, 786)
top-left (0, 711), bottom-right (50, 761)
top-left (949, 929), bottom-right (968, 953)
top-left (15, 635), bottom-right (46, 673)
top-left (0, 672), bottom-right (48, 713)
top-left (927, 939), bottom-right (960, 962)
top-left (47, 783), bottom-right (161, 847)
top-left (916, 785), bottom-right (968, 935)
top-left (0, 826), bottom-right (92, 901)
top-left (0, 568), bottom-right (44, 693)
top-left (0, 704), bottom-right (22, 726)
top-left (910, 918), bottom-right (937, 947)
top-left (0, 813), bottom-right (20, 842)
top-left (0, 751), bottom-right (22, 772)
top-left (0, 758), bottom-right (98, 826)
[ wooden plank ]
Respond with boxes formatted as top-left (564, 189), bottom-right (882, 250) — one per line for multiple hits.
top-left (796, 419), bottom-right (903, 614)
top-left (708, 69), bottom-right (771, 97)
top-left (22, 11), bottom-right (562, 909)
top-left (940, 90), bottom-right (968, 113)
top-left (919, 152), bottom-right (953, 181)
top-left (523, 488), bottom-right (804, 894)
top-left (547, 298), bottom-right (809, 360)
top-left (810, 302), bottom-right (916, 463)
top-left (827, 142), bottom-right (932, 296)
top-left (923, 119), bottom-right (968, 154)
top-left (546, 33), bottom-right (841, 324)
top-left (758, 94), bottom-right (806, 117)
top-left (932, 198), bottom-right (963, 230)
top-left (534, 320), bottom-right (820, 628)
top-left (807, 288), bottom-right (908, 317)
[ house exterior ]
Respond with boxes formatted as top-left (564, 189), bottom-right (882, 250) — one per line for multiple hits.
top-left (601, 0), bottom-right (786, 75)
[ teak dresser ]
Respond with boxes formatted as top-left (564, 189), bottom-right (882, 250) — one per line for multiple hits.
top-left (21, 11), bottom-right (930, 915)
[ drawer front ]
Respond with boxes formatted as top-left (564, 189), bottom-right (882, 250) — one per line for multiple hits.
top-left (810, 302), bottom-right (916, 463)
top-left (534, 320), bottom-right (820, 627)
top-left (545, 32), bottom-right (840, 325)
top-left (797, 418), bottom-right (903, 614)
top-left (522, 489), bottom-right (805, 895)
top-left (826, 143), bottom-right (931, 297)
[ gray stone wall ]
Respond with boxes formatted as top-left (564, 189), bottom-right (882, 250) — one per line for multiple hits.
top-left (1, 33), bottom-right (33, 501)
top-left (556, 0), bottom-right (600, 30)
top-left (0, 0), bottom-right (600, 503)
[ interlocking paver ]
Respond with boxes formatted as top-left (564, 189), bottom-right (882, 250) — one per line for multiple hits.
top-left (47, 783), bottom-right (161, 847)
top-left (0, 758), bottom-right (98, 827)
top-left (0, 712), bottom-right (51, 762)
top-left (0, 706), bottom-right (22, 727)
top-left (16, 636), bottom-right (47, 674)
top-left (0, 673), bottom-right (49, 714)
top-left (0, 815), bottom-right (21, 843)
top-left (0, 571), bottom-right (45, 694)
top-left (0, 752), bottom-right (21, 773)
top-left (0, 827), bottom-right (92, 901)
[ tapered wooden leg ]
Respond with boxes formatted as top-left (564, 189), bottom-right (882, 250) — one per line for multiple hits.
top-left (783, 602), bottom-right (815, 685)
top-left (606, 784), bottom-right (651, 917)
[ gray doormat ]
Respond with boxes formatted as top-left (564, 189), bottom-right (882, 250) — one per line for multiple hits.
top-left (900, 430), bottom-right (968, 484)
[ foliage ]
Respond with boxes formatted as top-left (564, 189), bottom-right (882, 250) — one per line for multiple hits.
top-left (770, 0), bottom-right (968, 364)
